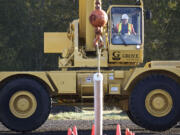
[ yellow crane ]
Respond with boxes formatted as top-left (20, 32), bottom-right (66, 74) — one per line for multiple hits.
top-left (0, 0), bottom-right (179, 132)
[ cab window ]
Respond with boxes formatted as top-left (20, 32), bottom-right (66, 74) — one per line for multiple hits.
top-left (111, 7), bottom-right (142, 45)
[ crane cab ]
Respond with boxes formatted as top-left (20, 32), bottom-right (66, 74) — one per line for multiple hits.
top-left (107, 5), bottom-right (144, 66)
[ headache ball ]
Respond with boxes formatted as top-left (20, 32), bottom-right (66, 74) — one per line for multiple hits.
top-left (89, 9), bottom-right (108, 27)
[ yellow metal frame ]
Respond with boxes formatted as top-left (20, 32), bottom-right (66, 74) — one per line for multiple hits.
top-left (44, 32), bottom-right (72, 54)
top-left (124, 63), bottom-right (180, 91)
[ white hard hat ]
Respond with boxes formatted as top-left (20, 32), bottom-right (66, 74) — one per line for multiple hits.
top-left (122, 14), bottom-right (129, 19)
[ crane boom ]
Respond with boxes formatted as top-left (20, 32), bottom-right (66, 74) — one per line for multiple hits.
top-left (79, 0), bottom-right (101, 51)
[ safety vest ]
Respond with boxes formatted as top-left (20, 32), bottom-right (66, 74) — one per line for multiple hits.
top-left (117, 23), bottom-right (133, 35)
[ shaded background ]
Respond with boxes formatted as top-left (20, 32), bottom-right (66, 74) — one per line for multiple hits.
top-left (0, 0), bottom-right (179, 71)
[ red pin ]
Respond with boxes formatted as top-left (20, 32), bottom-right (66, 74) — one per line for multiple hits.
top-left (91, 124), bottom-right (95, 135)
top-left (125, 128), bottom-right (130, 135)
top-left (116, 124), bottom-right (121, 135)
top-left (129, 131), bottom-right (133, 135)
top-left (67, 128), bottom-right (72, 135)
top-left (73, 126), bottom-right (78, 135)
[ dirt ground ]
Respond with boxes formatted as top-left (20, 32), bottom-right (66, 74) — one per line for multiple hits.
top-left (0, 119), bottom-right (180, 135)
top-left (0, 106), bottom-right (180, 135)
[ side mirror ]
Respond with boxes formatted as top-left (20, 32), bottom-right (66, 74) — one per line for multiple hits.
top-left (145, 10), bottom-right (152, 20)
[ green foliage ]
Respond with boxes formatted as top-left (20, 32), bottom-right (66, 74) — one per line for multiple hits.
top-left (144, 0), bottom-right (180, 62)
top-left (0, 0), bottom-right (179, 71)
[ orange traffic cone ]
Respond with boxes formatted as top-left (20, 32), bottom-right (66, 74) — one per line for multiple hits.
top-left (125, 128), bottom-right (130, 135)
top-left (67, 128), bottom-right (72, 135)
top-left (91, 124), bottom-right (95, 135)
top-left (116, 124), bottom-right (121, 135)
top-left (73, 126), bottom-right (78, 135)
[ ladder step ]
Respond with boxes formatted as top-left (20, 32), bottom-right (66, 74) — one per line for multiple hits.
top-left (81, 96), bottom-right (94, 99)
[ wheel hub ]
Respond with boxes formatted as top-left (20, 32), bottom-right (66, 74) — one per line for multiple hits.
top-left (9, 91), bottom-right (37, 118)
top-left (145, 89), bottom-right (173, 117)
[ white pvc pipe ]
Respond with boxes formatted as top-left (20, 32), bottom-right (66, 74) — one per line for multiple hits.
top-left (93, 73), bottom-right (103, 135)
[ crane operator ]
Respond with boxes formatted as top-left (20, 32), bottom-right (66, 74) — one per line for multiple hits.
top-left (116, 14), bottom-right (136, 35)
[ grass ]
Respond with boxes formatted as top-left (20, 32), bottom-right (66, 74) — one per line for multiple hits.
top-left (48, 108), bottom-right (128, 120)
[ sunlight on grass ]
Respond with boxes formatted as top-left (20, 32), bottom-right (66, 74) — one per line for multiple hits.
top-left (48, 108), bottom-right (128, 120)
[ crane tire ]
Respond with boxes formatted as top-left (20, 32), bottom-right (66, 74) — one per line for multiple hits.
top-left (126, 110), bottom-right (142, 126)
top-left (0, 78), bottom-right (51, 132)
top-left (129, 74), bottom-right (180, 131)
